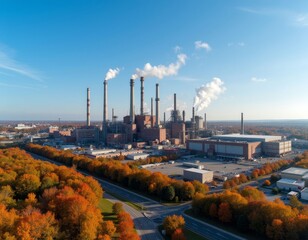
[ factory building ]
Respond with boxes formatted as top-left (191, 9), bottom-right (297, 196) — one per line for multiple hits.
top-left (183, 168), bottom-right (213, 183)
top-left (126, 153), bottom-right (149, 160)
top-left (281, 167), bottom-right (308, 185)
top-left (276, 178), bottom-right (305, 191)
top-left (74, 126), bottom-right (100, 145)
top-left (276, 167), bottom-right (308, 196)
top-left (187, 133), bottom-right (291, 160)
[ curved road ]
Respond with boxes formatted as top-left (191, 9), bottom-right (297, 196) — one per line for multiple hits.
top-left (30, 152), bottom-right (246, 240)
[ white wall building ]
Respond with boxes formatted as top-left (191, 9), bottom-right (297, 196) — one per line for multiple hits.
top-left (183, 168), bottom-right (213, 183)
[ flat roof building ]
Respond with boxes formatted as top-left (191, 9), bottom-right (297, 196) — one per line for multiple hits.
top-left (211, 134), bottom-right (282, 142)
top-left (183, 168), bottom-right (213, 183)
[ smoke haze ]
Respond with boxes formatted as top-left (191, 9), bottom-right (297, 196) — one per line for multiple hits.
top-left (132, 54), bottom-right (187, 80)
top-left (193, 78), bottom-right (226, 112)
top-left (105, 68), bottom-right (120, 81)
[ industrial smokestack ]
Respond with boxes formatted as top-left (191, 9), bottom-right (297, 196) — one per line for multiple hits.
top-left (112, 108), bottom-right (114, 123)
top-left (182, 110), bottom-right (185, 122)
top-left (192, 107), bottom-right (195, 122)
top-left (164, 112), bottom-right (166, 125)
top-left (151, 97), bottom-right (153, 128)
top-left (87, 88), bottom-right (90, 127)
top-left (103, 80), bottom-right (108, 143)
top-left (204, 113), bottom-right (207, 130)
top-left (130, 79), bottom-right (135, 123)
top-left (155, 83), bottom-right (160, 127)
top-left (174, 93), bottom-right (177, 123)
top-left (241, 112), bottom-right (244, 135)
top-left (140, 77), bottom-right (144, 116)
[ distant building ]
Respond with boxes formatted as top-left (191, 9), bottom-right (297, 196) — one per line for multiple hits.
top-left (276, 178), bottom-right (305, 191)
top-left (281, 167), bottom-right (308, 185)
top-left (74, 126), bottom-right (99, 145)
top-left (187, 133), bottom-right (291, 160)
top-left (15, 124), bottom-right (36, 130)
top-left (183, 168), bottom-right (213, 183)
top-left (126, 153), bottom-right (149, 160)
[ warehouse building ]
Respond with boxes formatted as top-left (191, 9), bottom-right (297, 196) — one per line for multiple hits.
top-left (276, 178), bottom-right (305, 191)
top-left (281, 167), bottom-right (308, 182)
top-left (126, 153), bottom-right (149, 160)
top-left (187, 133), bottom-right (291, 160)
top-left (183, 168), bottom-right (213, 183)
top-left (300, 188), bottom-right (308, 201)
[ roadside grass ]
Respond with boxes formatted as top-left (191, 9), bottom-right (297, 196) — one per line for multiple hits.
top-left (99, 198), bottom-right (118, 223)
top-left (105, 191), bottom-right (144, 211)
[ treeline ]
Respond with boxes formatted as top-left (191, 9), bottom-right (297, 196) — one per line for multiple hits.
top-left (223, 160), bottom-right (291, 189)
top-left (295, 151), bottom-right (308, 168)
top-left (25, 144), bottom-right (209, 201)
top-left (0, 147), bottom-right (121, 239)
top-left (192, 187), bottom-right (308, 240)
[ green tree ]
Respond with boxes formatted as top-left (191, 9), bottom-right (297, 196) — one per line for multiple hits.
top-left (161, 185), bottom-right (175, 201)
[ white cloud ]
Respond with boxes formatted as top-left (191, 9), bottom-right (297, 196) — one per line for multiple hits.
top-left (0, 48), bottom-right (42, 81)
top-left (174, 45), bottom-right (182, 53)
top-left (251, 77), bottom-right (267, 83)
top-left (238, 7), bottom-right (308, 27)
top-left (195, 41), bottom-right (211, 51)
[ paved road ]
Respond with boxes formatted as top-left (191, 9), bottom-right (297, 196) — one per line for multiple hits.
top-left (30, 152), bottom-right (246, 240)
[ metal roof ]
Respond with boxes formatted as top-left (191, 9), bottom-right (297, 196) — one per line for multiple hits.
top-left (183, 168), bottom-right (213, 174)
top-left (281, 167), bottom-right (308, 176)
top-left (211, 133), bottom-right (282, 142)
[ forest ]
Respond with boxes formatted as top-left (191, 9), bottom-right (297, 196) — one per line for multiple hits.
top-left (191, 187), bottom-right (308, 239)
top-left (0, 147), bottom-right (138, 240)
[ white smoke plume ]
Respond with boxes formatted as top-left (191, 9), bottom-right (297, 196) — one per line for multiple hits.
top-left (105, 68), bottom-right (120, 81)
top-left (193, 78), bottom-right (226, 112)
top-left (132, 54), bottom-right (187, 80)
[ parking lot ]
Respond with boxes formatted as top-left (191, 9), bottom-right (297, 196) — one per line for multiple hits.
top-left (144, 151), bottom-right (296, 181)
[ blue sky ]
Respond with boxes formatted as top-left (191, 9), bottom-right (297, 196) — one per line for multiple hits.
top-left (1, 0), bottom-right (308, 121)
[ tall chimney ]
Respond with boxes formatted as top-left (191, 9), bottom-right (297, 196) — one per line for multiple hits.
top-left (204, 113), bottom-right (207, 130)
top-left (174, 93), bottom-right (177, 123)
top-left (192, 107), bottom-right (195, 122)
top-left (182, 110), bottom-right (185, 122)
top-left (155, 83), bottom-right (160, 127)
top-left (112, 108), bottom-right (114, 123)
top-left (140, 77), bottom-right (144, 116)
top-left (241, 112), bottom-right (244, 135)
top-left (103, 80), bottom-right (108, 143)
top-left (164, 112), bottom-right (166, 125)
top-left (87, 87), bottom-right (90, 126)
top-left (130, 79), bottom-right (135, 123)
top-left (151, 97), bottom-right (154, 127)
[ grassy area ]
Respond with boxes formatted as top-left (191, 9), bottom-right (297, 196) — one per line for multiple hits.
top-left (99, 198), bottom-right (118, 222)
top-left (105, 191), bottom-right (144, 211)
top-left (184, 228), bottom-right (207, 240)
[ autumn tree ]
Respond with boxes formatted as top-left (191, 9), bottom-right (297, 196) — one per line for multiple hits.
top-left (16, 207), bottom-right (58, 240)
top-left (266, 219), bottom-right (284, 240)
top-left (218, 202), bottom-right (232, 223)
top-left (14, 173), bottom-right (41, 198)
top-left (171, 228), bottom-right (186, 240)
top-left (112, 202), bottom-right (124, 214)
top-left (100, 221), bottom-right (116, 237)
top-left (163, 215), bottom-right (185, 236)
